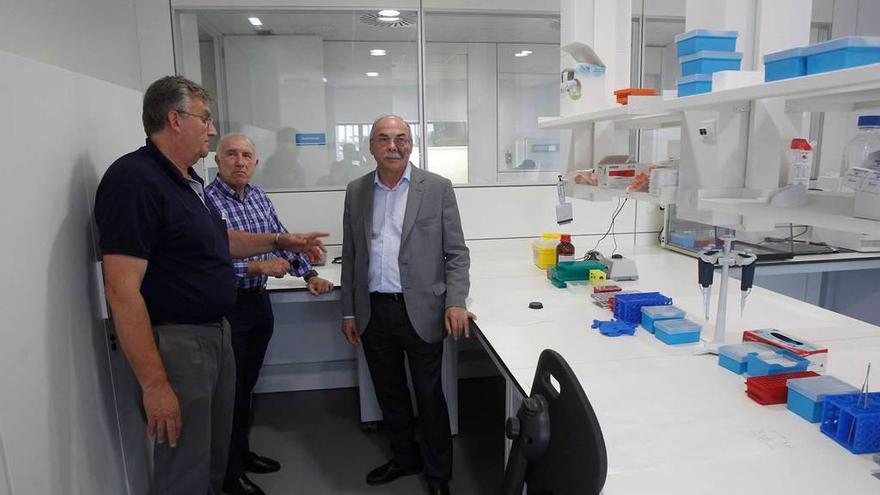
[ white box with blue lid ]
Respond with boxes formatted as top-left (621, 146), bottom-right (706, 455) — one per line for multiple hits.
top-left (805, 36), bottom-right (880, 74)
top-left (675, 29), bottom-right (738, 57)
top-left (640, 305), bottom-right (685, 334)
top-left (717, 342), bottom-right (775, 374)
top-left (763, 46), bottom-right (807, 82)
top-left (654, 318), bottom-right (701, 345)
top-left (787, 375), bottom-right (859, 423)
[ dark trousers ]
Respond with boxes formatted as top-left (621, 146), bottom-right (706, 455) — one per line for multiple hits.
top-left (150, 320), bottom-right (235, 495)
top-left (361, 293), bottom-right (452, 485)
top-left (223, 291), bottom-right (275, 485)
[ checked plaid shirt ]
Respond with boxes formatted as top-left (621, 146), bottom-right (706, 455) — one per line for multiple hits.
top-left (205, 178), bottom-right (312, 289)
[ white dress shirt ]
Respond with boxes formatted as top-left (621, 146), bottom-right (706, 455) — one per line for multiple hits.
top-left (368, 163), bottom-right (411, 293)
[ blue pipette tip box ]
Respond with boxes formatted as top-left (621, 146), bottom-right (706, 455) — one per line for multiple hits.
top-left (717, 342), bottom-right (775, 374)
top-left (640, 305), bottom-right (685, 334)
top-left (787, 376), bottom-right (859, 423)
top-left (653, 318), bottom-right (701, 345)
top-left (745, 348), bottom-right (810, 376)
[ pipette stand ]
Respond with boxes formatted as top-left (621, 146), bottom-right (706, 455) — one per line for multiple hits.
top-left (695, 236), bottom-right (757, 356)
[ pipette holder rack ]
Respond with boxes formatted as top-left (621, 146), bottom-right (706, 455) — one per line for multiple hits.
top-left (821, 392), bottom-right (880, 454)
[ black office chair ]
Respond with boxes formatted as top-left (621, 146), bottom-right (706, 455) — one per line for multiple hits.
top-left (502, 349), bottom-right (607, 495)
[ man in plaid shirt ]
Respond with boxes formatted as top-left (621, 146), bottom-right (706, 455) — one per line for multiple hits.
top-left (205, 133), bottom-right (333, 495)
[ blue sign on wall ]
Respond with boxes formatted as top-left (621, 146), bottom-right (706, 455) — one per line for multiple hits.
top-left (295, 133), bottom-right (327, 146)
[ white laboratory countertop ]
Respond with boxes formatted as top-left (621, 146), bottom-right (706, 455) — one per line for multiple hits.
top-left (464, 240), bottom-right (880, 494)
top-left (467, 242), bottom-right (880, 381)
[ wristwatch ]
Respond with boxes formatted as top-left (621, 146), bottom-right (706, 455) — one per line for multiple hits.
top-left (303, 270), bottom-right (319, 283)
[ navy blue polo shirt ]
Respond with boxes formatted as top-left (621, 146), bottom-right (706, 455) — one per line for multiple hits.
top-left (95, 138), bottom-right (237, 324)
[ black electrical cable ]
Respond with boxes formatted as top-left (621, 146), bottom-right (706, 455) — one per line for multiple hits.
top-left (591, 198), bottom-right (629, 254)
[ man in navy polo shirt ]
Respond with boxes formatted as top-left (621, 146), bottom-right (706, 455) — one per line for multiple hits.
top-left (94, 76), bottom-right (327, 495)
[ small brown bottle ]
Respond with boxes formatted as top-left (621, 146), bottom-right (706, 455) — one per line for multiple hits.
top-left (556, 234), bottom-right (575, 264)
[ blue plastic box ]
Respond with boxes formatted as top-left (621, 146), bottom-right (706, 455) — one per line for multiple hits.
top-left (821, 392), bottom-right (880, 454)
top-left (654, 319), bottom-right (701, 345)
top-left (787, 376), bottom-right (859, 423)
top-left (675, 29), bottom-right (738, 57)
top-left (764, 47), bottom-right (806, 81)
top-left (680, 51), bottom-right (743, 76)
top-left (805, 36), bottom-right (880, 75)
top-left (677, 74), bottom-right (713, 97)
top-left (640, 305), bottom-right (685, 334)
top-left (717, 342), bottom-right (774, 374)
top-left (746, 348), bottom-right (810, 376)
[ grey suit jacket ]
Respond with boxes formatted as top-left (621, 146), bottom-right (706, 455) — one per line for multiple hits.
top-left (341, 165), bottom-right (470, 344)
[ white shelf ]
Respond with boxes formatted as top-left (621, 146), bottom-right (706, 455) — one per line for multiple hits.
top-left (697, 189), bottom-right (880, 236)
top-left (569, 184), bottom-right (677, 205)
top-left (539, 63), bottom-right (880, 130)
top-left (538, 95), bottom-right (665, 129)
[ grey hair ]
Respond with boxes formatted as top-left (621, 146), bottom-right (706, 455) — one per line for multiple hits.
top-left (142, 76), bottom-right (213, 136)
top-left (369, 114), bottom-right (412, 141)
top-left (217, 133), bottom-right (257, 157)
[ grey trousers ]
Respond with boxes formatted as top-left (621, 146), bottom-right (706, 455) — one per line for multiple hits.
top-left (149, 320), bottom-right (236, 495)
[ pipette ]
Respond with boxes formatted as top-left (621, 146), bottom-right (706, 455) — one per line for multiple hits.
top-left (738, 252), bottom-right (757, 316)
top-left (698, 248), bottom-right (717, 321)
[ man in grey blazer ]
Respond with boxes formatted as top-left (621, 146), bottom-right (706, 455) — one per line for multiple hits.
top-left (340, 115), bottom-right (473, 495)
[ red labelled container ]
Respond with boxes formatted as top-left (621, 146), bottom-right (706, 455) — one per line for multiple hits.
top-left (746, 371), bottom-right (819, 405)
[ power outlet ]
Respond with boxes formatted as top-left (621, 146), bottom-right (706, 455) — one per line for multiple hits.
top-left (697, 120), bottom-right (716, 143)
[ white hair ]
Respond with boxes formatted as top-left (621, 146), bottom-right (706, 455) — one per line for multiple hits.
top-left (369, 114), bottom-right (411, 141)
top-left (217, 132), bottom-right (257, 156)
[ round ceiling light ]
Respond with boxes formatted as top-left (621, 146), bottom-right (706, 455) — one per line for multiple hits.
top-left (378, 9), bottom-right (400, 17)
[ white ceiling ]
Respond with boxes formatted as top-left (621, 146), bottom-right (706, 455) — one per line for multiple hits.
top-left (196, 10), bottom-right (561, 44)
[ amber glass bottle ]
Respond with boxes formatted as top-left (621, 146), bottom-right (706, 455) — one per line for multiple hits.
top-left (556, 234), bottom-right (575, 264)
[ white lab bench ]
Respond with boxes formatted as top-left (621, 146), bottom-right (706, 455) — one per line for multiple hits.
top-left (255, 239), bottom-right (879, 476)
top-left (465, 241), bottom-right (880, 494)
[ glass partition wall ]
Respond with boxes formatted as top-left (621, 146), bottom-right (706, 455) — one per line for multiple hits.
top-left (174, 6), bottom-right (562, 190)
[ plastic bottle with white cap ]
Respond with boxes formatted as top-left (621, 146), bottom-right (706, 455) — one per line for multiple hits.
top-left (840, 115), bottom-right (880, 192)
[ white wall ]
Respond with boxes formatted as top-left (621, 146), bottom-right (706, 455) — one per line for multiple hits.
top-left (0, 1), bottom-right (149, 493)
top-left (0, 50), bottom-right (144, 495)
top-left (0, 0), bottom-right (142, 91)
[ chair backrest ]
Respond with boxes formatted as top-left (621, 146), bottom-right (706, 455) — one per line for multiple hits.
top-left (525, 349), bottom-right (607, 494)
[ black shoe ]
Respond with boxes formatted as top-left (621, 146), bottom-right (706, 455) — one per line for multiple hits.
top-left (365, 460), bottom-right (423, 485)
top-left (245, 452), bottom-right (281, 474)
top-left (428, 483), bottom-right (450, 495)
top-left (223, 474), bottom-right (265, 495)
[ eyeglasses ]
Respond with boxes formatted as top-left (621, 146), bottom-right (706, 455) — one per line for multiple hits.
top-left (372, 136), bottom-right (411, 147)
top-left (177, 109), bottom-right (214, 127)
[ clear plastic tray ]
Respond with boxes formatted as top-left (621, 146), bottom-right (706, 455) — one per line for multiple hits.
top-left (787, 375), bottom-right (859, 402)
top-left (718, 342), bottom-right (774, 363)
